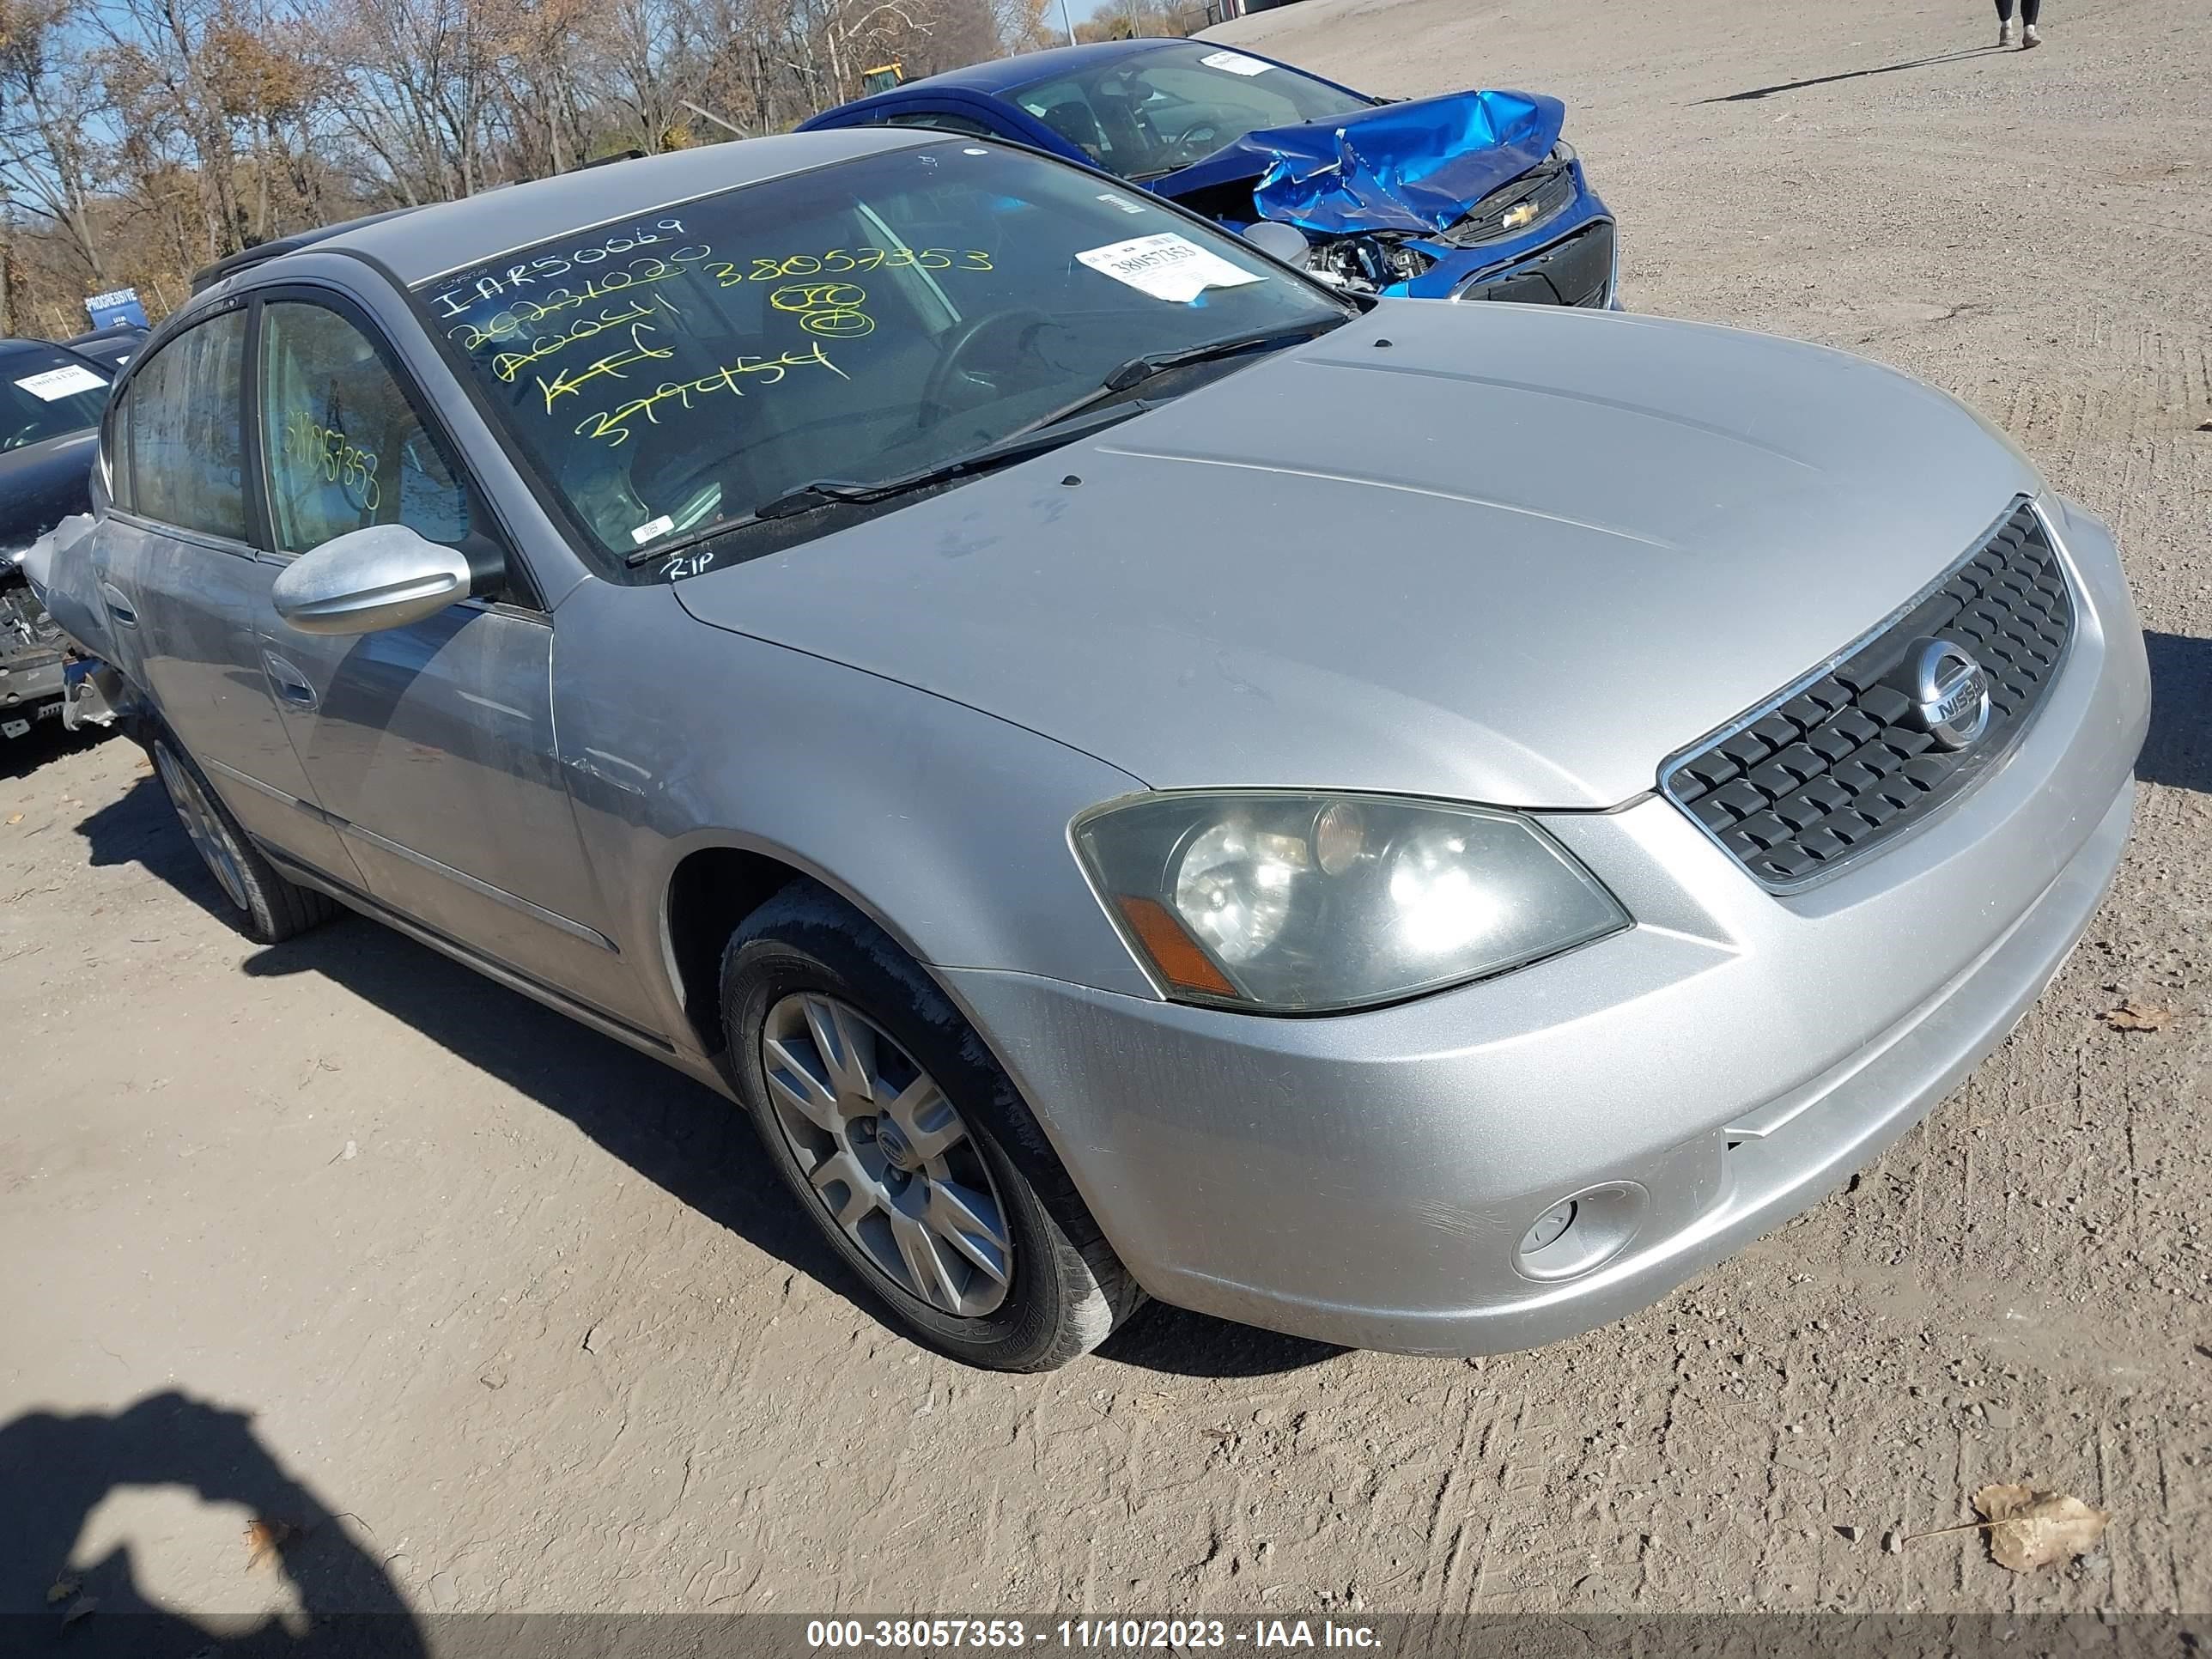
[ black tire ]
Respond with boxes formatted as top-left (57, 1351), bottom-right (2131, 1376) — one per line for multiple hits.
top-left (721, 882), bottom-right (1142, 1371)
top-left (146, 724), bottom-right (337, 944)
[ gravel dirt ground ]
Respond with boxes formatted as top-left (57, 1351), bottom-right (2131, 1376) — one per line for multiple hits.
top-left (3, 0), bottom-right (2209, 1631)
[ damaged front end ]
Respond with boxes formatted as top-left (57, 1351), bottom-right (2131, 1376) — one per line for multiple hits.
top-left (1152, 88), bottom-right (1610, 305)
top-left (11, 514), bottom-right (127, 737)
top-left (0, 550), bottom-right (70, 739)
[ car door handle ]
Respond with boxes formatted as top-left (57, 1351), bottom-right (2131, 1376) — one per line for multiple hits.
top-left (98, 583), bottom-right (137, 627)
top-left (263, 653), bottom-right (319, 711)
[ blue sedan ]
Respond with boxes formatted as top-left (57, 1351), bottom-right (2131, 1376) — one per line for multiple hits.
top-left (800, 39), bottom-right (1617, 307)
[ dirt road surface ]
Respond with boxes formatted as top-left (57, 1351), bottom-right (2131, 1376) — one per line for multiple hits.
top-left (4, 0), bottom-right (2208, 1628)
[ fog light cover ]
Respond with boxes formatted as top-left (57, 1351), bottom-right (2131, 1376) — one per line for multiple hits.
top-left (1515, 1182), bottom-right (1648, 1282)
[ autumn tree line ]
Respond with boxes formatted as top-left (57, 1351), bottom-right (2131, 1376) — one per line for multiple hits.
top-left (0, 0), bottom-right (1209, 339)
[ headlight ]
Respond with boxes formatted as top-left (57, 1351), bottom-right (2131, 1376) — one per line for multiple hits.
top-left (1073, 792), bottom-right (1629, 1012)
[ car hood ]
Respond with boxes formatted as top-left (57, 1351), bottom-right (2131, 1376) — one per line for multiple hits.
top-left (0, 428), bottom-right (99, 549)
top-left (674, 301), bottom-right (2040, 810)
top-left (1152, 88), bottom-right (1565, 236)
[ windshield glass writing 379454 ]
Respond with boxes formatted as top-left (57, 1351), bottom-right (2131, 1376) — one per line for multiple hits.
top-left (416, 143), bottom-right (1350, 579)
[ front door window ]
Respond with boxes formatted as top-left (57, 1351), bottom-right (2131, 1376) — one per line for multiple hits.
top-left (258, 301), bottom-right (472, 554)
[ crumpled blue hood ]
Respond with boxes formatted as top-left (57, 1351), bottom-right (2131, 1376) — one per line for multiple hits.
top-left (1214, 88), bottom-right (1565, 237)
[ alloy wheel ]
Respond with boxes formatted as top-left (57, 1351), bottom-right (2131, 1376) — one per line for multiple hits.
top-left (154, 744), bottom-right (252, 913)
top-left (761, 992), bottom-right (1013, 1317)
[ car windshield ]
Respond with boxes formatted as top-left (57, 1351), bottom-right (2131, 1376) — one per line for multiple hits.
top-left (1010, 41), bottom-right (1372, 180)
top-left (0, 347), bottom-right (110, 450)
top-left (420, 141), bottom-right (1352, 568)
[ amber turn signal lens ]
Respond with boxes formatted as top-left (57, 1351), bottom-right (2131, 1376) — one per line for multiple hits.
top-left (1114, 895), bottom-right (1239, 999)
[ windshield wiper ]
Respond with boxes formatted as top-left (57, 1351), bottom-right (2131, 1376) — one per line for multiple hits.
top-left (1096, 322), bottom-right (1338, 394)
top-left (625, 398), bottom-right (1153, 563)
top-left (1003, 321), bottom-right (1339, 440)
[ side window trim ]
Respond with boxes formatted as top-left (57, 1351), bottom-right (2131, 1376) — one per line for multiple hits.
top-left (242, 283), bottom-right (546, 614)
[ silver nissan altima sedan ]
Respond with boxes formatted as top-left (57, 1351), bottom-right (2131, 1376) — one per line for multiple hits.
top-left (66, 129), bottom-right (2148, 1370)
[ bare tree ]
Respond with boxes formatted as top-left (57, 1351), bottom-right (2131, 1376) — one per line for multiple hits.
top-left (0, 0), bottom-right (1052, 326)
top-left (0, 0), bottom-right (112, 279)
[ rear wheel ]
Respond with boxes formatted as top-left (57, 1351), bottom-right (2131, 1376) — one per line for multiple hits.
top-left (148, 726), bottom-right (336, 944)
top-left (721, 883), bottom-right (1141, 1370)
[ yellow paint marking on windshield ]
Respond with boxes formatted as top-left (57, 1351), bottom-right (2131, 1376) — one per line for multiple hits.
top-left (491, 300), bottom-right (663, 383)
top-left (534, 322), bottom-right (678, 413)
top-left (769, 282), bottom-right (875, 337)
top-left (447, 250), bottom-right (711, 349)
top-left (573, 340), bottom-right (848, 448)
top-left (706, 247), bottom-right (992, 286)
top-left (425, 219), bottom-right (692, 316)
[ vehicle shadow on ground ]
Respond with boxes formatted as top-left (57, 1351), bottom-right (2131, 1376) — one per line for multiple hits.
top-left (58, 758), bottom-right (1338, 1379)
top-left (0, 1389), bottom-right (422, 1656)
top-left (0, 718), bottom-right (106, 783)
top-left (1697, 46), bottom-right (2005, 103)
top-left (237, 911), bottom-right (1340, 1378)
top-left (73, 762), bottom-right (246, 933)
top-left (2139, 631), bottom-right (2212, 795)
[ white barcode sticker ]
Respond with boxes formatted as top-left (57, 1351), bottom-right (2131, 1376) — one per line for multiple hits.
top-left (1200, 51), bottom-right (1272, 76)
top-left (15, 365), bottom-right (106, 401)
top-left (1076, 234), bottom-right (1263, 303)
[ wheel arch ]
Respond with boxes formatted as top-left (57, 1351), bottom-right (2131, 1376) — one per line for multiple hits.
top-left (659, 835), bottom-right (940, 1061)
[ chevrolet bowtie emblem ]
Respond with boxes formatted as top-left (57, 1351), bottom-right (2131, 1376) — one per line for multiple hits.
top-left (1501, 201), bottom-right (1538, 232)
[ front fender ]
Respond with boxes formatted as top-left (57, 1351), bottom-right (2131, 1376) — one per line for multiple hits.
top-left (551, 580), bottom-right (1161, 1054)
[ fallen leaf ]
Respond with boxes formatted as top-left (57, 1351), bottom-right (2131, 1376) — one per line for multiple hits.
top-left (45, 1576), bottom-right (79, 1604)
top-left (245, 1517), bottom-right (297, 1570)
top-left (1972, 1484), bottom-right (2110, 1572)
top-left (2100, 1000), bottom-right (2171, 1032)
top-left (60, 1595), bottom-right (97, 1628)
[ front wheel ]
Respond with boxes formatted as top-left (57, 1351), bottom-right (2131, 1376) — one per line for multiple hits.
top-left (720, 884), bottom-right (1141, 1370)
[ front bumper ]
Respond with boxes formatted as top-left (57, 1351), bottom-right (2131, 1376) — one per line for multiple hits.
top-left (1398, 164), bottom-right (1615, 305)
top-left (939, 498), bottom-right (2148, 1353)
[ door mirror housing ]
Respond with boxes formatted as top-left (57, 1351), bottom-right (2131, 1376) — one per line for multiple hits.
top-left (271, 524), bottom-right (490, 636)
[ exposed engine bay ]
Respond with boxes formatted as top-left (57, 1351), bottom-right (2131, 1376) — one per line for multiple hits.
top-left (0, 551), bottom-right (69, 738)
top-left (1303, 233), bottom-right (1438, 294)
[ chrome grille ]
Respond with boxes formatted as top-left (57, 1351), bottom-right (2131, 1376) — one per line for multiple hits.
top-left (1662, 499), bottom-right (2075, 890)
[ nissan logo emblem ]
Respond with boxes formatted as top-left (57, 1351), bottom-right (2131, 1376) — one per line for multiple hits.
top-left (1907, 636), bottom-right (1992, 750)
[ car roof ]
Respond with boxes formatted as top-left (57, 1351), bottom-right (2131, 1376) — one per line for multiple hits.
top-left (0, 337), bottom-right (68, 356)
top-left (246, 128), bottom-right (932, 292)
top-left (831, 38), bottom-right (1192, 109)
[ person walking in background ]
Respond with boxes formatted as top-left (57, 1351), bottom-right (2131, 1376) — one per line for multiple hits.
top-left (1996, 0), bottom-right (2043, 48)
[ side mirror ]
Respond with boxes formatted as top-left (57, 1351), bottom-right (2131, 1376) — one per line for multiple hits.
top-left (1241, 220), bottom-right (1311, 267)
top-left (271, 524), bottom-right (477, 636)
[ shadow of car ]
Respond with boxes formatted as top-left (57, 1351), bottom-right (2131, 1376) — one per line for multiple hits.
top-left (799, 38), bottom-right (1618, 307)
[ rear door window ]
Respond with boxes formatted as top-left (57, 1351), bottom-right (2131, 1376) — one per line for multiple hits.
top-left (125, 312), bottom-right (250, 541)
